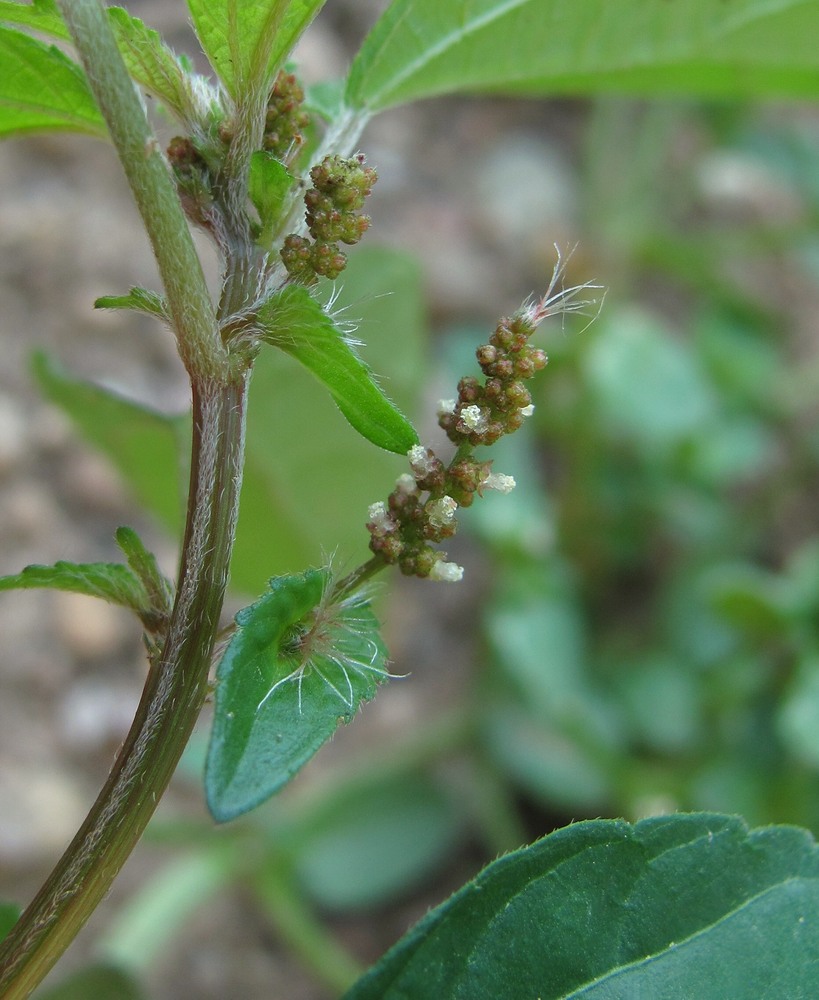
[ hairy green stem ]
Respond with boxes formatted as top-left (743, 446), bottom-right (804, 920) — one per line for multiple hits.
top-left (57, 0), bottom-right (223, 379)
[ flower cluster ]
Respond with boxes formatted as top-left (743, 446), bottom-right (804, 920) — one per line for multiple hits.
top-left (438, 312), bottom-right (548, 447)
top-left (262, 70), bottom-right (310, 162)
top-left (166, 135), bottom-right (216, 230)
top-left (366, 442), bottom-right (519, 581)
top-left (281, 154), bottom-right (377, 285)
top-left (363, 257), bottom-right (603, 582)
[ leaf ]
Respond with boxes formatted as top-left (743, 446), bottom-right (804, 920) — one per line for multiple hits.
top-left (258, 284), bottom-right (419, 454)
top-left (205, 568), bottom-right (390, 822)
top-left (0, 26), bottom-right (106, 139)
top-left (0, 0), bottom-right (66, 38)
top-left (187, 0), bottom-right (326, 99)
top-left (0, 3), bottom-right (200, 125)
top-left (248, 151), bottom-right (293, 246)
top-left (35, 963), bottom-right (145, 1000)
top-left (107, 7), bottom-right (193, 123)
top-left (345, 813), bottom-right (819, 1000)
top-left (32, 352), bottom-right (190, 538)
top-left (291, 775), bottom-right (463, 911)
top-left (346, 0), bottom-right (819, 112)
top-left (94, 286), bottom-right (168, 322)
top-left (115, 526), bottom-right (174, 620)
top-left (0, 559), bottom-right (149, 614)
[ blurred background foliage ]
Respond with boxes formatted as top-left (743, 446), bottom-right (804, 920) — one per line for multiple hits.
top-left (39, 93), bottom-right (819, 997)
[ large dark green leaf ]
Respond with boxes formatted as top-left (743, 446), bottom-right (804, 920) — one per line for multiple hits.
top-left (0, 26), bottom-right (106, 138)
top-left (32, 352), bottom-right (190, 538)
top-left (258, 283), bottom-right (419, 455)
top-left (346, 813), bottom-right (819, 999)
top-left (205, 568), bottom-right (390, 822)
top-left (347, 0), bottom-right (819, 112)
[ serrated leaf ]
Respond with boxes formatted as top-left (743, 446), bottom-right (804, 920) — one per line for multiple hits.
top-left (258, 284), bottom-right (419, 454)
top-left (115, 526), bottom-right (174, 620)
top-left (107, 6), bottom-right (193, 123)
top-left (32, 351), bottom-right (190, 538)
top-left (0, 559), bottom-right (148, 613)
top-left (345, 813), bottom-right (819, 1000)
top-left (94, 286), bottom-right (168, 322)
top-left (0, 4), bottom-right (200, 125)
top-left (188, 0), bottom-right (326, 99)
top-left (0, 0), bottom-right (66, 38)
top-left (248, 151), bottom-right (293, 246)
top-left (205, 568), bottom-right (390, 822)
top-left (346, 0), bottom-right (819, 112)
top-left (0, 26), bottom-right (106, 139)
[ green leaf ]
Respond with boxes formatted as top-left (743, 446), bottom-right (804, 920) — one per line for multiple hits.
top-left (115, 526), bottom-right (174, 620)
top-left (0, 26), bottom-right (106, 139)
top-left (187, 0), bottom-right (326, 99)
top-left (107, 7), bottom-right (193, 122)
top-left (32, 352), bottom-right (190, 538)
top-left (0, 0), bottom-right (66, 38)
top-left (346, 0), bottom-right (819, 112)
top-left (0, 559), bottom-right (149, 614)
top-left (248, 151), bottom-right (293, 246)
top-left (35, 963), bottom-right (144, 1000)
top-left (345, 813), bottom-right (819, 1000)
top-left (0, 902), bottom-right (20, 944)
top-left (205, 568), bottom-right (390, 822)
top-left (292, 775), bottom-right (463, 911)
top-left (94, 286), bottom-right (168, 322)
top-left (233, 246), bottom-right (425, 591)
top-left (258, 284), bottom-right (419, 454)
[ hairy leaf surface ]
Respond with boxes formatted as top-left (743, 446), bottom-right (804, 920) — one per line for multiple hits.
top-left (0, 26), bottom-right (106, 138)
top-left (206, 568), bottom-right (389, 822)
top-left (187, 0), bottom-right (326, 99)
top-left (346, 813), bottom-right (819, 999)
top-left (95, 287), bottom-right (168, 322)
top-left (347, 0), bottom-right (819, 111)
top-left (258, 284), bottom-right (418, 454)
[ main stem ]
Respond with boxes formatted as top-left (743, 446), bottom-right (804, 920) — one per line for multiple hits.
top-left (0, 375), bottom-right (248, 998)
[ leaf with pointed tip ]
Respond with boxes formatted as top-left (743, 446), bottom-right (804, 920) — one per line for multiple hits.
top-left (258, 284), bottom-right (419, 455)
top-left (94, 287), bottom-right (168, 322)
top-left (346, 813), bottom-right (819, 1000)
top-left (205, 568), bottom-right (390, 822)
top-left (347, 0), bottom-right (819, 112)
top-left (187, 0), bottom-right (327, 99)
top-left (0, 26), bottom-right (106, 139)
